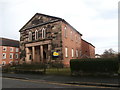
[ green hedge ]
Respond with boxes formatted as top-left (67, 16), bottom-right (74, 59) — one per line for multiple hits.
top-left (2, 63), bottom-right (46, 74)
top-left (12, 63), bottom-right (46, 70)
top-left (70, 58), bottom-right (119, 74)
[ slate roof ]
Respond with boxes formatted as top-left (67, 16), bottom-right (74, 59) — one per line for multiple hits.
top-left (0, 37), bottom-right (19, 48)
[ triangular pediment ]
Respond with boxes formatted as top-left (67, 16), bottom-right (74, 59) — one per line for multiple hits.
top-left (20, 13), bottom-right (61, 31)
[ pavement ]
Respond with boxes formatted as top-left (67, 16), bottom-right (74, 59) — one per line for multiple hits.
top-left (2, 73), bottom-right (120, 87)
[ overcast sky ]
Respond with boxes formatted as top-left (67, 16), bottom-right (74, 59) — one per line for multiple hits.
top-left (0, 0), bottom-right (119, 54)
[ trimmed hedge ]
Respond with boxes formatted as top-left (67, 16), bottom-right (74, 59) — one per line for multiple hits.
top-left (70, 58), bottom-right (119, 74)
top-left (2, 63), bottom-right (46, 74)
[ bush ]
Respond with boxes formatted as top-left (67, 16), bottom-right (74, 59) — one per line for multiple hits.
top-left (70, 58), bottom-right (119, 75)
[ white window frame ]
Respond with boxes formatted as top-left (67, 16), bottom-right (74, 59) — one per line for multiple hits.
top-left (76, 50), bottom-right (78, 57)
top-left (16, 48), bottom-right (19, 52)
top-left (42, 28), bottom-right (46, 39)
top-left (10, 47), bottom-right (13, 52)
top-left (2, 61), bottom-right (6, 66)
top-left (64, 26), bottom-right (67, 38)
top-left (72, 48), bottom-right (74, 58)
top-left (3, 47), bottom-right (7, 52)
top-left (28, 31), bottom-right (32, 41)
top-left (2, 53), bottom-right (6, 59)
top-left (15, 53), bottom-right (19, 59)
top-left (35, 30), bottom-right (38, 40)
top-left (10, 53), bottom-right (13, 59)
top-left (65, 47), bottom-right (68, 57)
top-left (9, 61), bottom-right (13, 65)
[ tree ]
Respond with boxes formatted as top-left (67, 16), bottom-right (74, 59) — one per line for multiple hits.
top-left (101, 48), bottom-right (116, 58)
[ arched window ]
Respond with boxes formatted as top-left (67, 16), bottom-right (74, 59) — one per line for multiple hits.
top-left (42, 28), bottom-right (46, 39)
top-left (35, 30), bottom-right (38, 40)
top-left (28, 31), bottom-right (32, 41)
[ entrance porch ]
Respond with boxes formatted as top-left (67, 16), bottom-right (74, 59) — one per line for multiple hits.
top-left (25, 40), bottom-right (51, 64)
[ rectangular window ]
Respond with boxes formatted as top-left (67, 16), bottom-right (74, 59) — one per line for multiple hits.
top-left (29, 54), bottom-right (32, 60)
top-left (64, 26), bottom-right (67, 38)
top-left (10, 53), bottom-right (13, 59)
top-left (80, 50), bottom-right (82, 56)
top-left (65, 47), bottom-right (68, 57)
top-left (75, 35), bottom-right (77, 42)
top-left (16, 48), bottom-right (19, 52)
top-left (72, 49), bottom-right (74, 58)
top-left (3, 47), bottom-right (7, 51)
top-left (15, 54), bottom-right (19, 59)
top-left (2, 53), bottom-right (6, 59)
top-left (10, 47), bottom-right (13, 52)
top-left (71, 31), bottom-right (73, 40)
top-left (76, 50), bottom-right (78, 57)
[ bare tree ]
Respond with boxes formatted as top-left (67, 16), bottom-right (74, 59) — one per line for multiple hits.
top-left (101, 48), bottom-right (116, 58)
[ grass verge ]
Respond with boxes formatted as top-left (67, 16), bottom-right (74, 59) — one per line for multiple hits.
top-left (46, 68), bottom-right (71, 76)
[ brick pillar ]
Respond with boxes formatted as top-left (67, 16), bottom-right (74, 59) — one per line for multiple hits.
top-left (32, 46), bottom-right (35, 63)
top-left (40, 45), bottom-right (43, 62)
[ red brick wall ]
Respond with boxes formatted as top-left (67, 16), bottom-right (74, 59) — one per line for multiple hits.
top-left (61, 22), bottom-right (82, 66)
top-left (0, 46), bottom-right (2, 66)
top-left (89, 45), bottom-right (95, 58)
top-left (81, 39), bottom-right (95, 58)
top-left (81, 39), bottom-right (90, 58)
top-left (1, 46), bottom-right (20, 66)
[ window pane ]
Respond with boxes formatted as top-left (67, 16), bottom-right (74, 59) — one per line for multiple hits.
top-left (65, 47), bottom-right (68, 57)
top-left (72, 49), bottom-right (74, 57)
top-left (3, 47), bottom-right (7, 51)
top-left (2, 53), bottom-right (6, 59)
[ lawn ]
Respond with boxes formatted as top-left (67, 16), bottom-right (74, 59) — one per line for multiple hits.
top-left (46, 68), bottom-right (71, 76)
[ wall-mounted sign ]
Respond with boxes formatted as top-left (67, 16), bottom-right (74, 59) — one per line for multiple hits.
top-left (53, 52), bottom-right (59, 56)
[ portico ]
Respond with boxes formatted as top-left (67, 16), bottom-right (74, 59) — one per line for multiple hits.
top-left (25, 40), bottom-right (51, 64)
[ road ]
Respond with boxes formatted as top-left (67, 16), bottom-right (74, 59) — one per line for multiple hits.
top-left (2, 77), bottom-right (119, 90)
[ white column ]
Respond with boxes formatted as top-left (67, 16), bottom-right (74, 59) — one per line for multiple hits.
top-left (48, 44), bottom-right (51, 61)
top-left (25, 47), bottom-right (30, 63)
top-left (40, 45), bottom-right (43, 62)
top-left (32, 46), bottom-right (35, 63)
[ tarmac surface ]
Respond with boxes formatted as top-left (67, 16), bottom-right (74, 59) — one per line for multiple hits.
top-left (2, 73), bottom-right (120, 87)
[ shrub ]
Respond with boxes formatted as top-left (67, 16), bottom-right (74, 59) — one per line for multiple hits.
top-left (70, 58), bottom-right (119, 75)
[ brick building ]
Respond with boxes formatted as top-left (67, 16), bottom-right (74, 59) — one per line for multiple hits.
top-left (19, 13), bottom-right (95, 66)
top-left (0, 38), bottom-right (20, 66)
top-left (81, 39), bottom-right (95, 58)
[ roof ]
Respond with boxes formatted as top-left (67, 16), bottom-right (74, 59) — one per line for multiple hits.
top-left (0, 37), bottom-right (19, 48)
top-left (19, 13), bottom-right (82, 36)
top-left (81, 39), bottom-right (95, 48)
